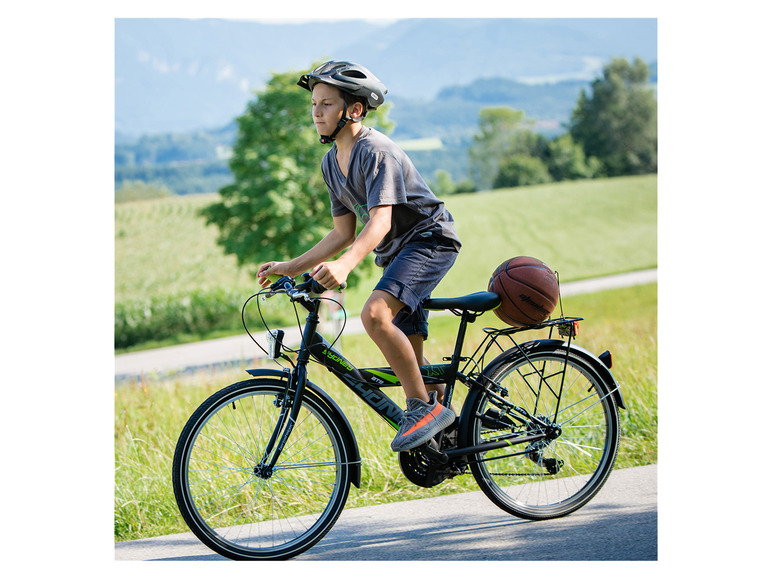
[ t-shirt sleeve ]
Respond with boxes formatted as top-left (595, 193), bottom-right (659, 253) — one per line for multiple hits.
top-left (363, 151), bottom-right (408, 210)
top-left (322, 155), bottom-right (353, 218)
top-left (329, 190), bottom-right (351, 217)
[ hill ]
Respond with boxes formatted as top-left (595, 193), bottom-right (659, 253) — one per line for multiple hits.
top-left (115, 18), bottom-right (657, 194)
top-left (116, 18), bottom-right (657, 136)
top-left (115, 73), bottom-right (626, 192)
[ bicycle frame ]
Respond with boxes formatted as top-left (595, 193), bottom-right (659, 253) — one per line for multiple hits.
top-left (248, 288), bottom-right (588, 470)
top-left (174, 273), bottom-right (628, 560)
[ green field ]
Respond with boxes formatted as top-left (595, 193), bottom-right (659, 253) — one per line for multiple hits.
top-left (115, 175), bottom-right (656, 348)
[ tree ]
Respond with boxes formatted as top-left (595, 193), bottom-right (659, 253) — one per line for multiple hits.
top-left (570, 57), bottom-right (657, 176)
top-left (546, 134), bottom-right (602, 181)
top-left (428, 169), bottom-right (476, 196)
top-left (493, 155), bottom-right (552, 188)
top-left (468, 107), bottom-right (549, 190)
top-left (200, 66), bottom-right (393, 283)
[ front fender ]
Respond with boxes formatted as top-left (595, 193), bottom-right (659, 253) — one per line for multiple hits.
top-left (246, 368), bottom-right (362, 487)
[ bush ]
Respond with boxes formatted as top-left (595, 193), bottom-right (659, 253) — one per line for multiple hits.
top-left (115, 287), bottom-right (245, 349)
top-left (546, 134), bottom-right (602, 181)
top-left (493, 154), bottom-right (553, 188)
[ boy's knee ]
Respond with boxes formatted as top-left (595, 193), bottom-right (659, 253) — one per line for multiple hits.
top-left (361, 300), bottom-right (391, 334)
top-left (362, 293), bottom-right (403, 334)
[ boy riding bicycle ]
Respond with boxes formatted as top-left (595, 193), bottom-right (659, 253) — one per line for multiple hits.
top-left (257, 60), bottom-right (460, 452)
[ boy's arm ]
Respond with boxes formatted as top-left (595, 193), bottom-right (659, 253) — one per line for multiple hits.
top-left (257, 212), bottom-right (356, 284)
top-left (312, 205), bottom-right (392, 289)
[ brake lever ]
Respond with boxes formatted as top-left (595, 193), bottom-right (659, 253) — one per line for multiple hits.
top-left (261, 274), bottom-right (295, 300)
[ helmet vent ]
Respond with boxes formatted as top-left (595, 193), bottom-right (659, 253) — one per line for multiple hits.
top-left (341, 70), bottom-right (367, 79)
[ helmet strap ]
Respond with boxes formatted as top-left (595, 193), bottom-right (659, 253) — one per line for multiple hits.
top-left (319, 102), bottom-right (353, 144)
top-left (319, 116), bottom-right (350, 144)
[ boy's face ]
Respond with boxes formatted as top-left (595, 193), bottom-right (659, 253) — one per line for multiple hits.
top-left (311, 83), bottom-right (346, 137)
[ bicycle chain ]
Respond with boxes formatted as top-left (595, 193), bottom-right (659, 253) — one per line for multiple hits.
top-left (449, 425), bottom-right (555, 478)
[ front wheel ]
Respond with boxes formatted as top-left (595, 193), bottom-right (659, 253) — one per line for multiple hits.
top-left (462, 345), bottom-right (620, 520)
top-left (172, 378), bottom-right (353, 560)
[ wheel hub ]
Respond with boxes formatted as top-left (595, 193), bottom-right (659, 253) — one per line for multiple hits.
top-left (253, 463), bottom-right (274, 479)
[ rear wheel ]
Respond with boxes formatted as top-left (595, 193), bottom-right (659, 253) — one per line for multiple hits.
top-left (172, 379), bottom-right (352, 560)
top-left (462, 345), bottom-right (620, 519)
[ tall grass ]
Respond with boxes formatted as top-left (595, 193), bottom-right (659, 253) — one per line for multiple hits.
top-left (115, 282), bottom-right (657, 542)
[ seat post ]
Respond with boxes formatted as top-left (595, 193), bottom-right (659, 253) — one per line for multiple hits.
top-left (443, 310), bottom-right (473, 407)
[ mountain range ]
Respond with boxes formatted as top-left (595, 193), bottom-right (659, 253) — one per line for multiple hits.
top-left (115, 18), bottom-right (658, 137)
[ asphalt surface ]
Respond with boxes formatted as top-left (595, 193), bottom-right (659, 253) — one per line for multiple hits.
top-left (115, 464), bottom-right (657, 561)
top-left (115, 268), bottom-right (657, 380)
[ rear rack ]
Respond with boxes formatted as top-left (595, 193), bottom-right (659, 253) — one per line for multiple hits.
top-left (460, 316), bottom-right (584, 379)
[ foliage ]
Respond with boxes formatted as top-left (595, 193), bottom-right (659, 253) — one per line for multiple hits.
top-left (570, 57), bottom-right (657, 176)
top-left (113, 58), bottom-right (657, 197)
top-left (115, 126), bottom-right (235, 166)
top-left (493, 154), bottom-right (553, 188)
top-left (545, 134), bottom-right (603, 181)
top-left (428, 169), bottom-right (476, 196)
top-left (468, 107), bottom-right (549, 191)
top-left (115, 160), bottom-right (233, 196)
top-left (115, 287), bottom-right (244, 349)
top-left (199, 67), bottom-right (394, 285)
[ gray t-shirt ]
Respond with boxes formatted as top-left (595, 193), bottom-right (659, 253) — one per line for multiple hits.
top-left (321, 127), bottom-right (461, 267)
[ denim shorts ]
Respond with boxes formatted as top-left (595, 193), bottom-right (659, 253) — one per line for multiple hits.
top-left (374, 232), bottom-right (459, 339)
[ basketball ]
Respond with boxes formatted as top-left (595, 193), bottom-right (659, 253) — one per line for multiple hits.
top-left (488, 256), bottom-right (560, 327)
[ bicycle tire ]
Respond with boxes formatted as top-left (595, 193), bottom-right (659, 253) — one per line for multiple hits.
top-left (462, 343), bottom-right (620, 520)
top-left (172, 378), bottom-right (353, 560)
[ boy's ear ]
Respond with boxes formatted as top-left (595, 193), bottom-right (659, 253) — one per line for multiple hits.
top-left (349, 101), bottom-right (365, 120)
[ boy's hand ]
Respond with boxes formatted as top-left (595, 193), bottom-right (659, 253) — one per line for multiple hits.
top-left (311, 261), bottom-right (350, 290)
top-left (257, 261), bottom-right (287, 287)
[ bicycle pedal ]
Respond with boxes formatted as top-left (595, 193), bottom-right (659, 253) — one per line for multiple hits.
top-left (420, 440), bottom-right (449, 464)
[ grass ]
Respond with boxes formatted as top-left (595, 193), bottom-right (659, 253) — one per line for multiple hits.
top-left (296, 174), bottom-right (657, 315)
top-left (114, 282), bottom-right (657, 542)
top-left (115, 175), bottom-right (657, 316)
top-left (115, 194), bottom-right (255, 301)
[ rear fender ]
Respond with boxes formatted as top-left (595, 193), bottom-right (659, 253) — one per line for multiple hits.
top-left (246, 368), bottom-right (362, 487)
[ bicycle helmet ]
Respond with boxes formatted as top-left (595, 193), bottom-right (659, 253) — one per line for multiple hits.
top-left (298, 60), bottom-right (387, 111)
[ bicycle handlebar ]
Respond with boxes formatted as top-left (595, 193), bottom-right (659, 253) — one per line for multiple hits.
top-left (265, 273), bottom-right (346, 299)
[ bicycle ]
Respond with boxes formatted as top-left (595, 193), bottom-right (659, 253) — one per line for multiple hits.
top-left (172, 273), bottom-right (625, 560)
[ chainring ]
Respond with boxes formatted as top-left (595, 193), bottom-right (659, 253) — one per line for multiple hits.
top-left (398, 430), bottom-right (465, 488)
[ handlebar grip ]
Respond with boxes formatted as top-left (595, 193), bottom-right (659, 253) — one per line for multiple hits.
top-left (298, 272), bottom-right (346, 294)
top-left (309, 279), bottom-right (347, 294)
top-left (309, 279), bottom-right (328, 295)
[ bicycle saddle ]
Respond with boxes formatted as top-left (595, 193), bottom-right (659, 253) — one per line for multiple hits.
top-left (424, 291), bottom-right (501, 312)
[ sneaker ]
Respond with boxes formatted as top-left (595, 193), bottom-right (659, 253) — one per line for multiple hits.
top-left (391, 391), bottom-right (456, 452)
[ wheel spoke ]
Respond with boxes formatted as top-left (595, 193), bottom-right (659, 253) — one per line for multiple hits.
top-left (173, 381), bottom-right (351, 560)
top-left (467, 348), bottom-right (619, 519)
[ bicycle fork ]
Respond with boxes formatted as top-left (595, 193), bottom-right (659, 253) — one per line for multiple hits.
top-left (252, 365), bottom-right (309, 477)
top-left (255, 305), bottom-right (320, 478)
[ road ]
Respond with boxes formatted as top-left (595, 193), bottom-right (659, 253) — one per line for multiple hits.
top-left (115, 268), bottom-right (657, 380)
top-left (115, 463), bottom-right (656, 561)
